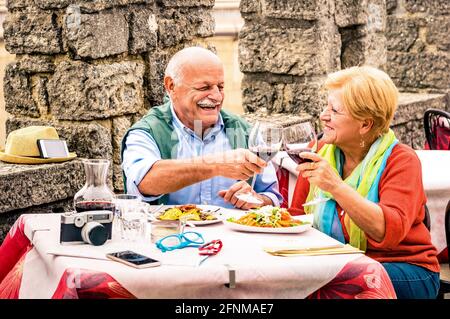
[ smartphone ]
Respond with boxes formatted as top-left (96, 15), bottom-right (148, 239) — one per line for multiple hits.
top-left (106, 250), bottom-right (161, 269)
top-left (37, 139), bottom-right (69, 158)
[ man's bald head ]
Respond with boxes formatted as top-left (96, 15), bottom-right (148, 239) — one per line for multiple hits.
top-left (165, 47), bottom-right (223, 85)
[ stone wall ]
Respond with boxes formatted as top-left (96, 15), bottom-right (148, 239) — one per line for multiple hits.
top-left (387, 0), bottom-right (449, 94)
top-left (3, 0), bottom-right (216, 192)
top-left (239, 0), bottom-right (387, 119)
top-left (239, 0), bottom-right (449, 146)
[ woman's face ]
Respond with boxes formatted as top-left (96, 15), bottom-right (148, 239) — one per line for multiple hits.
top-left (320, 89), bottom-right (364, 149)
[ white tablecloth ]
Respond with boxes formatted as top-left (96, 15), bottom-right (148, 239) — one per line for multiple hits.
top-left (19, 209), bottom-right (363, 299)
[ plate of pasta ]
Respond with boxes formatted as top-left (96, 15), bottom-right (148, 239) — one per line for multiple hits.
top-left (223, 206), bottom-right (312, 234)
top-left (154, 204), bottom-right (224, 226)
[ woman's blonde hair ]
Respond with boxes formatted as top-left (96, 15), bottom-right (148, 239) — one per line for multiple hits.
top-left (324, 66), bottom-right (399, 135)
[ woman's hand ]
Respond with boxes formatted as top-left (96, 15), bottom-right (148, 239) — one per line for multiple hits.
top-left (295, 152), bottom-right (343, 194)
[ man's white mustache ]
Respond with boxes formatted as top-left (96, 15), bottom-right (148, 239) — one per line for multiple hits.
top-left (197, 99), bottom-right (220, 107)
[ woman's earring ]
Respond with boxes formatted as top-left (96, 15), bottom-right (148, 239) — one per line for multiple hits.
top-left (360, 138), bottom-right (365, 148)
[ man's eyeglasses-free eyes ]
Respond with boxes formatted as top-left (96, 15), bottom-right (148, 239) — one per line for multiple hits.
top-left (156, 231), bottom-right (205, 252)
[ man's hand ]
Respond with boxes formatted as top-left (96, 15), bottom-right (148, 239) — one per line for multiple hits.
top-left (218, 180), bottom-right (271, 210)
top-left (204, 148), bottom-right (267, 181)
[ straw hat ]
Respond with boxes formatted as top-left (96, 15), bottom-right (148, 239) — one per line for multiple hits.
top-left (0, 126), bottom-right (77, 164)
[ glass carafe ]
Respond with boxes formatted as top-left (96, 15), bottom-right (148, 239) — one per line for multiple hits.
top-left (74, 159), bottom-right (115, 213)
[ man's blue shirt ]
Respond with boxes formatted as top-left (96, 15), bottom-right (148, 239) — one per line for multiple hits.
top-left (122, 103), bottom-right (282, 208)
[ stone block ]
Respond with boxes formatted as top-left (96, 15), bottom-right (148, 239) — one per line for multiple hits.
top-left (34, 0), bottom-right (73, 9)
top-left (261, 0), bottom-right (323, 20)
top-left (335, 0), bottom-right (366, 27)
top-left (6, 0), bottom-right (36, 9)
top-left (404, 0), bottom-right (449, 15)
top-left (47, 60), bottom-right (145, 120)
top-left (391, 93), bottom-right (448, 149)
top-left (391, 121), bottom-right (422, 148)
top-left (6, 117), bottom-right (113, 160)
top-left (113, 163), bottom-right (125, 192)
top-left (392, 93), bottom-right (448, 126)
top-left (158, 8), bottom-right (214, 47)
top-left (146, 48), bottom-right (172, 105)
top-left (386, 0), bottom-right (397, 13)
top-left (35, 0), bottom-right (151, 11)
top-left (340, 24), bottom-right (387, 69)
top-left (3, 10), bottom-right (62, 55)
top-left (3, 63), bottom-right (39, 118)
top-left (426, 16), bottom-right (450, 52)
top-left (128, 7), bottom-right (158, 55)
top-left (110, 116), bottom-right (130, 191)
top-left (386, 16), bottom-right (419, 52)
top-left (157, 0), bottom-right (214, 7)
top-left (0, 160), bottom-right (85, 214)
top-left (34, 76), bottom-right (50, 115)
top-left (242, 112), bottom-right (312, 128)
top-left (112, 116), bottom-right (132, 165)
top-left (388, 52), bottom-right (450, 91)
top-left (16, 55), bottom-right (56, 73)
top-left (239, 22), bottom-right (338, 76)
top-left (242, 76), bottom-right (327, 116)
top-left (240, 0), bottom-right (259, 15)
top-left (64, 6), bottom-right (129, 59)
top-left (0, 198), bottom-right (74, 244)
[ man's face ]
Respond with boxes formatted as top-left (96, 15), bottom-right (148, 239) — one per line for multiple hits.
top-left (166, 60), bottom-right (225, 133)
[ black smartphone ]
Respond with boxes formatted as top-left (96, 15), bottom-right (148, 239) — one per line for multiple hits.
top-left (37, 139), bottom-right (69, 158)
top-left (106, 250), bottom-right (161, 269)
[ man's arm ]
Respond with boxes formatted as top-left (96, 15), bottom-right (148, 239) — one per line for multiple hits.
top-left (139, 150), bottom-right (267, 196)
top-left (123, 130), bottom-right (266, 197)
top-left (138, 158), bottom-right (216, 196)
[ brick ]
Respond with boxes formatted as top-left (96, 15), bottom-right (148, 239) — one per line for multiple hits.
top-left (47, 60), bottom-right (145, 120)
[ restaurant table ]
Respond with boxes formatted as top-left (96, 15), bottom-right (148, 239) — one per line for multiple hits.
top-left (273, 149), bottom-right (450, 263)
top-left (0, 209), bottom-right (396, 299)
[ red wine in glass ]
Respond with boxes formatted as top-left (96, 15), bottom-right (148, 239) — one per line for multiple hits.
top-left (286, 147), bottom-right (314, 164)
top-left (75, 201), bottom-right (115, 212)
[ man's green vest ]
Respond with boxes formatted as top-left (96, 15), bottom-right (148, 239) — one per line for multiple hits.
top-left (120, 100), bottom-right (251, 204)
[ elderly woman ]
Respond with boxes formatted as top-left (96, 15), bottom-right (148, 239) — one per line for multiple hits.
top-left (289, 66), bottom-right (439, 299)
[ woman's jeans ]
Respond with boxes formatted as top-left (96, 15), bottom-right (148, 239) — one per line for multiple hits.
top-left (382, 262), bottom-right (440, 299)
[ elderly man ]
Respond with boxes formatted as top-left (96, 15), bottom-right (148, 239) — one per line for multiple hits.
top-left (121, 47), bottom-right (282, 209)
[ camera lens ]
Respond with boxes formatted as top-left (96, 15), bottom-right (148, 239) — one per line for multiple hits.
top-left (81, 222), bottom-right (108, 246)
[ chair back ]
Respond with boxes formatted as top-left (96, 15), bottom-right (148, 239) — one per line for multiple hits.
top-left (423, 109), bottom-right (450, 150)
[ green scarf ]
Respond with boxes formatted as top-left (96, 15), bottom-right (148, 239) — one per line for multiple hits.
top-left (305, 129), bottom-right (398, 251)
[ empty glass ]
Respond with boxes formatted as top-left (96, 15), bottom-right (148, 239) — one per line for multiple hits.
top-left (115, 196), bottom-right (149, 242)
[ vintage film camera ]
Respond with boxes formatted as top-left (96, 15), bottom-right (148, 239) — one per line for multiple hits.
top-left (60, 210), bottom-right (113, 246)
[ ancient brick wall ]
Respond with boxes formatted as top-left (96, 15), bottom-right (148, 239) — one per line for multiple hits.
top-left (239, 0), bottom-right (449, 147)
top-left (3, 0), bottom-right (215, 191)
top-left (239, 0), bottom-right (388, 118)
top-left (386, 0), bottom-right (449, 94)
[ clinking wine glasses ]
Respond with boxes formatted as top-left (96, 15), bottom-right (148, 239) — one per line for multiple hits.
top-left (282, 122), bottom-right (330, 207)
top-left (235, 121), bottom-right (283, 205)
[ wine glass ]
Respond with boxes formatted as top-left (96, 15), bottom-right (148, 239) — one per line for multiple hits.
top-left (283, 122), bottom-right (330, 207)
top-left (235, 121), bottom-right (283, 205)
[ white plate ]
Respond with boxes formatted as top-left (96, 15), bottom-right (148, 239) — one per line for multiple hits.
top-left (223, 219), bottom-right (312, 234)
top-left (155, 204), bottom-right (224, 226)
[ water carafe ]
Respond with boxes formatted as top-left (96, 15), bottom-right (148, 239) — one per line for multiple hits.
top-left (74, 159), bottom-right (115, 212)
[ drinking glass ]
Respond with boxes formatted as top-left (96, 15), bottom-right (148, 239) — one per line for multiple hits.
top-left (283, 122), bottom-right (330, 207)
top-left (114, 195), bottom-right (149, 242)
top-left (235, 121), bottom-right (283, 205)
